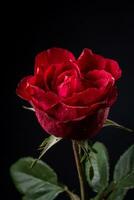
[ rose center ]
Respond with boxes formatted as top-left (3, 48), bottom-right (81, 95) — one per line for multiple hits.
top-left (57, 74), bottom-right (73, 98)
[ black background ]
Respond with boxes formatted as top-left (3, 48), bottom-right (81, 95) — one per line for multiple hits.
top-left (3, 2), bottom-right (134, 199)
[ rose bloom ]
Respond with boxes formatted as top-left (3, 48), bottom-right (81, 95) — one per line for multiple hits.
top-left (16, 48), bottom-right (121, 140)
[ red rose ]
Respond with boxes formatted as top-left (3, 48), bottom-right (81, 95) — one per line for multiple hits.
top-left (16, 48), bottom-right (121, 140)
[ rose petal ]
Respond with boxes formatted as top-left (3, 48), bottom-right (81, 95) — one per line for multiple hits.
top-left (56, 70), bottom-right (80, 98)
top-left (35, 107), bottom-right (73, 138)
top-left (63, 88), bottom-right (101, 106)
top-left (34, 48), bottom-right (75, 74)
top-left (44, 61), bottom-right (80, 92)
top-left (105, 58), bottom-right (122, 80)
top-left (47, 101), bottom-right (107, 122)
top-left (47, 103), bottom-right (90, 122)
top-left (56, 70), bottom-right (90, 97)
top-left (64, 107), bottom-right (110, 140)
top-left (106, 86), bottom-right (118, 106)
top-left (43, 64), bottom-right (57, 90)
top-left (16, 76), bottom-right (36, 100)
top-left (63, 70), bottom-right (114, 106)
top-left (57, 77), bottom-right (74, 97)
top-left (34, 106), bottom-right (109, 140)
top-left (77, 48), bottom-right (105, 72)
top-left (43, 63), bottom-right (74, 91)
top-left (29, 86), bottom-right (59, 111)
top-left (86, 69), bottom-right (115, 88)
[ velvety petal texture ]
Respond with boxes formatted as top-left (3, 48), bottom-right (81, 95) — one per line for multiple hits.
top-left (16, 48), bottom-right (122, 140)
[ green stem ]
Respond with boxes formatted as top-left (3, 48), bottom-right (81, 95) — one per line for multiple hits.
top-left (72, 140), bottom-right (86, 200)
top-left (65, 187), bottom-right (80, 200)
top-left (96, 182), bottom-right (116, 200)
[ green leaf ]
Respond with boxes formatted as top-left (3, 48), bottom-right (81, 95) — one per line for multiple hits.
top-left (107, 188), bottom-right (128, 200)
top-left (91, 183), bottom-right (128, 200)
top-left (22, 183), bottom-right (63, 200)
top-left (114, 144), bottom-right (134, 188)
top-left (107, 145), bottom-right (134, 200)
top-left (104, 119), bottom-right (133, 132)
top-left (32, 136), bottom-right (62, 167)
top-left (10, 157), bottom-right (64, 200)
top-left (85, 142), bottom-right (109, 193)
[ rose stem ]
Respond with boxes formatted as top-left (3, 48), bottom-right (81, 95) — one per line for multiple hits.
top-left (72, 140), bottom-right (86, 200)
